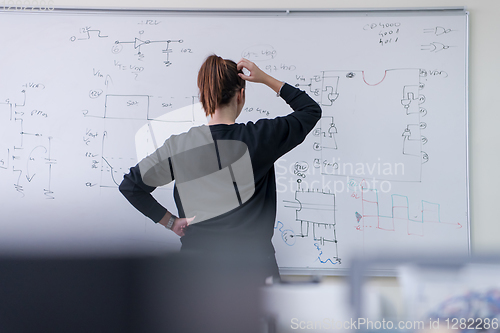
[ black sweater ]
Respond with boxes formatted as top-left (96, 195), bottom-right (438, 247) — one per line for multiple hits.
top-left (119, 83), bottom-right (321, 256)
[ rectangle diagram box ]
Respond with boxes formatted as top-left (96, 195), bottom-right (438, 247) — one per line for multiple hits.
top-left (104, 95), bottom-right (150, 120)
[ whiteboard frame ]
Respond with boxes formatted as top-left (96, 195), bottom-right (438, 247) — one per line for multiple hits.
top-left (0, 7), bottom-right (470, 276)
top-left (2, 6), bottom-right (467, 15)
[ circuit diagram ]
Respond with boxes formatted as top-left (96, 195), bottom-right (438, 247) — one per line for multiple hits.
top-left (298, 68), bottom-right (430, 182)
top-left (279, 189), bottom-right (341, 265)
top-left (112, 30), bottom-right (184, 66)
top-left (0, 84), bottom-right (56, 199)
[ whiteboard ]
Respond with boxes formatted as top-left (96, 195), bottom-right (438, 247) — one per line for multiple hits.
top-left (0, 9), bottom-right (469, 273)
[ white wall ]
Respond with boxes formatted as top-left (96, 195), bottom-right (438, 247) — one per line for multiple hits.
top-left (53, 0), bottom-right (500, 255)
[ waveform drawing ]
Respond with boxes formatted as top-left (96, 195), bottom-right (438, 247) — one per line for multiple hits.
top-left (105, 95), bottom-right (150, 120)
top-left (283, 190), bottom-right (340, 264)
top-left (100, 129), bottom-right (138, 188)
top-left (356, 180), bottom-right (460, 237)
top-left (70, 26), bottom-right (108, 42)
top-left (87, 95), bottom-right (207, 189)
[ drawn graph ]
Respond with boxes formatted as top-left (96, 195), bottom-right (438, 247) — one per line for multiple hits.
top-left (100, 129), bottom-right (138, 188)
top-left (70, 26), bottom-right (108, 42)
top-left (83, 92), bottom-right (206, 188)
top-left (354, 179), bottom-right (461, 237)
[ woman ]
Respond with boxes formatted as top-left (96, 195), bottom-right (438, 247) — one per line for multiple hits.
top-left (119, 55), bottom-right (321, 282)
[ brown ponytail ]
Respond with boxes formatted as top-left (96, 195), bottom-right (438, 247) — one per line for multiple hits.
top-left (197, 54), bottom-right (246, 117)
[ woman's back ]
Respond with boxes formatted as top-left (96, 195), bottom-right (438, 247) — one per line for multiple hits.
top-left (119, 55), bottom-right (321, 280)
top-left (178, 83), bottom-right (321, 256)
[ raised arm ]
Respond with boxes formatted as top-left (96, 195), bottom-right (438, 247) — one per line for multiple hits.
top-left (236, 59), bottom-right (322, 171)
top-left (237, 58), bottom-right (284, 94)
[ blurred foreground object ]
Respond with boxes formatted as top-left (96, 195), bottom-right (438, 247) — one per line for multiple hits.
top-left (0, 252), bottom-right (263, 333)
